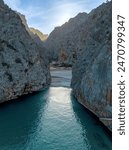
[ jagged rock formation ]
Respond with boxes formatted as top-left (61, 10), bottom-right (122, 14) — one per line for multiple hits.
top-left (18, 13), bottom-right (50, 61)
top-left (45, 1), bottom-right (112, 130)
top-left (17, 12), bottom-right (30, 33)
top-left (30, 27), bottom-right (48, 42)
top-left (18, 13), bottom-right (47, 44)
top-left (17, 13), bottom-right (49, 60)
top-left (0, 0), bottom-right (51, 103)
top-left (44, 12), bottom-right (88, 63)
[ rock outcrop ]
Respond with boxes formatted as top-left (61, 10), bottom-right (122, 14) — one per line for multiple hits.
top-left (0, 0), bottom-right (51, 103)
top-left (17, 13), bottom-right (49, 60)
top-left (45, 1), bottom-right (112, 130)
top-left (30, 27), bottom-right (48, 42)
top-left (71, 2), bottom-right (112, 130)
top-left (18, 13), bottom-right (47, 45)
top-left (44, 12), bottom-right (88, 63)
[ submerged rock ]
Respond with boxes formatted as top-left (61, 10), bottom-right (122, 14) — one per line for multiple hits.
top-left (0, 0), bottom-right (51, 103)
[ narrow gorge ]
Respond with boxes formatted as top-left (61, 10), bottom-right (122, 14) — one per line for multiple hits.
top-left (0, 0), bottom-right (112, 149)
top-left (45, 1), bottom-right (112, 130)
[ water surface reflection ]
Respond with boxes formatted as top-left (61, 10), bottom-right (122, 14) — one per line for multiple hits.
top-left (71, 93), bottom-right (112, 150)
top-left (0, 87), bottom-right (111, 150)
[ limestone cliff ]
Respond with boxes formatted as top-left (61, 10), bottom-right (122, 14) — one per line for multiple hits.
top-left (45, 1), bottom-right (112, 130)
top-left (44, 12), bottom-right (88, 63)
top-left (18, 13), bottom-right (46, 45)
top-left (71, 2), bottom-right (112, 130)
top-left (0, 0), bottom-right (51, 103)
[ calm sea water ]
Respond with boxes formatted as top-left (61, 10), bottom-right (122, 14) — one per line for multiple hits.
top-left (0, 87), bottom-right (111, 150)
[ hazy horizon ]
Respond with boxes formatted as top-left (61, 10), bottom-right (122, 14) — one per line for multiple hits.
top-left (4, 0), bottom-right (106, 34)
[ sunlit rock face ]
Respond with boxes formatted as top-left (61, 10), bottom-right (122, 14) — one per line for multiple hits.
top-left (17, 13), bottom-right (48, 43)
top-left (71, 2), bottom-right (112, 130)
top-left (17, 12), bottom-right (49, 61)
top-left (0, 0), bottom-right (51, 103)
top-left (30, 28), bottom-right (48, 42)
top-left (17, 13), bottom-right (46, 44)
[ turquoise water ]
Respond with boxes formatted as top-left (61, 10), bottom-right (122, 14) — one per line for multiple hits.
top-left (0, 87), bottom-right (111, 150)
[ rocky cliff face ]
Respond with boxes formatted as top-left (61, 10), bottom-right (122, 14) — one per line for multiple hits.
top-left (18, 13), bottom-right (49, 60)
top-left (44, 12), bottom-right (88, 63)
top-left (71, 2), bottom-right (112, 130)
top-left (45, 1), bottom-right (112, 130)
top-left (30, 28), bottom-right (48, 42)
top-left (18, 13), bottom-right (46, 45)
top-left (0, 0), bottom-right (51, 103)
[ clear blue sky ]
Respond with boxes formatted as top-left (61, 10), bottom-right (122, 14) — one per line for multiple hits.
top-left (4, 0), bottom-right (105, 34)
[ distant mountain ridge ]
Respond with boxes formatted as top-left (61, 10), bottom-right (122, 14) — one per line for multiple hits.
top-left (17, 13), bottom-right (48, 42)
top-left (44, 12), bottom-right (88, 62)
top-left (30, 27), bottom-right (48, 42)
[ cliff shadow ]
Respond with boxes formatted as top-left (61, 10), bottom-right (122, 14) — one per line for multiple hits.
top-left (70, 92), bottom-right (112, 150)
top-left (0, 88), bottom-right (49, 149)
